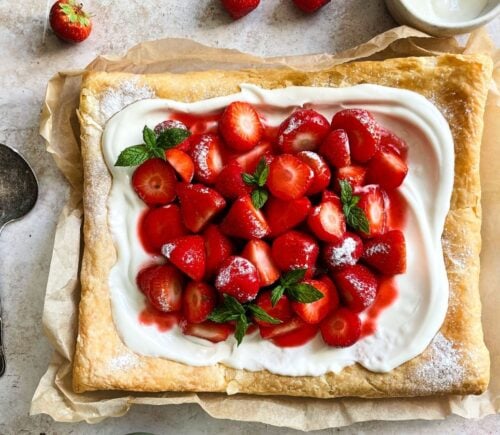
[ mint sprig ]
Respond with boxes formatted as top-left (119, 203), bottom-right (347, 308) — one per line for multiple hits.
top-left (270, 269), bottom-right (324, 306)
top-left (115, 125), bottom-right (190, 167)
top-left (242, 158), bottom-right (270, 209)
top-left (339, 180), bottom-right (370, 234)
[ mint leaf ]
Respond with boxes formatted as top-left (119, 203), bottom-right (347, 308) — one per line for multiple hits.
top-left (339, 179), bottom-right (352, 205)
top-left (242, 173), bottom-right (256, 185)
top-left (287, 283), bottom-right (324, 303)
top-left (224, 295), bottom-right (246, 315)
top-left (234, 314), bottom-right (248, 345)
top-left (207, 308), bottom-right (240, 323)
top-left (156, 128), bottom-right (190, 150)
top-left (115, 145), bottom-right (150, 167)
top-left (339, 180), bottom-right (370, 235)
top-left (346, 206), bottom-right (370, 234)
top-left (248, 304), bottom-right (281, 324)
top-left (143, 125), bottom-right (157, 149)
top-left (255, 158), bottom-right (269, 187)
top-left (281, 268), bottom-right (307, 286)
top-left (251, 188), bottom-right (268, 209)
top-left (242, 158), bottom-right (270, 206)
top-left (270, 285), bottom-right (285, 307)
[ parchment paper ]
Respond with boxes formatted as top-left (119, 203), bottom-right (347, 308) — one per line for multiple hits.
top-left (30, 26), bottom-right (500, 430)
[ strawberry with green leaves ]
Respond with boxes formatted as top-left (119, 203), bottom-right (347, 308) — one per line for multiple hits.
top-left (49, 0), bottom-right (92, 43)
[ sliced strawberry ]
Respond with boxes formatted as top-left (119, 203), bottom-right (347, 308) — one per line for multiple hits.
top-left (241, 239), bottom-right (280, 286)
top-left (180, 319), bottom-right (232, 343)
top-left (219, 101), bottom-right (263, 152)
top-left (215, 256), bottom-right (260, 303)
top-left (334, 165), bottom-right (366, 191)
top-left (221, 0), bottom-right (260, 19)
top-left (277, 109), bottom-right (330, 153)
top-left (267, 154), bottom-right (314, 200)
top-left (291, 279), bottom-right (338, 324)
top-left (215, 160), bottom-right (252, 200)
top-left (177, 183), bottom-right (226, 233)
top-left (189, 133), bottom-right (224, 184)
top-left (203, 224), bottom-right (234, 278)
top-left (253, 291), bottom-right (293, 327)
top-left (293, 0), bottom-right (331, 13)
top-left (320, 308), bottom-right (361, 347)
top-left (331, 109), bottom-right (381, 163)
top-left (355, 185), bottom-right (387, 238)
top-left (296, 151), bottom-right (331, 195)
top-left (139, 205), bottom-right (188, 254)
top-left (220, 195), bottom-right (270, 240)
top-left (317, 275), bottom-right (340, 310)
top-left (154, 119), bottom-right (188, 135)
top-left (182, 281), bottom-right (217, 324)
top-left (379, 126), bottom-right (408, 159)
top-left (259, 317), bottom-right (318, 347)
top-left (131, 158), bottom-right (177, 207)
top-left (264, 196), bottom-right (311, 237)
top-left (236, 141), bottom-right (273, 173)
top-left (271, 231), bottom-right (319, 278)
top-left (307, 199), bottom-right (346, 242)
top-left (165, 148), bottom-right (195, 183)
top-left (162, 235), bottom-right (206, 281)
top-left (366, 149), bottom-right (408, 190)
top-left (362, 230), bottom-right (406, 275)
top-left (319, 129), bottom-right (351, 168)
top-left (137, 264), bottom-right (184, 313)
top-left (323, 232), bottom-right (363, 271)
top-left (334, 264), bottom-right (378, 312)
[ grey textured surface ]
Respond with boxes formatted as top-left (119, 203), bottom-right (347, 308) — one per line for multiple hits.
top-left (0, 0), bottom-right (498, 433)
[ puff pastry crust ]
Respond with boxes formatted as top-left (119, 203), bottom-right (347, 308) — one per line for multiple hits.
top-left (73, 54), bottom-right (492, 397)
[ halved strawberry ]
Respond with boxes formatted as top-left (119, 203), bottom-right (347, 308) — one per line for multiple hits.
top-left (189, 133), bottom-right (224, 184)
top-left (162, 235), bottom-right (206, 281)
top-left (219, 101), bottom-right (263, 152)
top-left (296, 151), bottom-right (331, 195)
top-left (236, 141), bottom-right (273, 173)
top-left (362, 230), bottom-right (406, 275)
top-left (215, 160), bottom-right (252, 200)
top-left (137, 264), bottom-right (184, 312)
top-left (182, 281), bottom-right (217, 324)
top-left (271, 231), bottom-right (319, 278)
top-left (215, 256), bottom-right (260, 302)
top-left (334, 165), bottom-right (366, 191)
top-left (366, 149), bottom-right (408, 189)
top-left (317, 275), bottom-right (340, 310)
top-left (291, 279), bottom-right (337, 324)
top-left (241, 239), bottom-right (280, 286)
top-left (307, 199), bottom-right (346, 242)
top-left (323, 232), bottom-right (363, 271)
top-left (267, 154), bottom-right (314, 200)
top-left (319, 129), bottom-right (351, 168)
top-left (331, 109), bottom-right (381, 162)
top-left (355, 185), bottom-right (387, 238)
top-left (154, 119), bottom-right (188, 135)
top-left (132, 158), bottom-right (177, 207)
top-left (220, 195), bottom-right (270, 240)
top-left (379, 126), bottom-right (408, 159)
top-left (320, 308), bottom-right (361, 347)
top-left (259, 316), bottom-right (318, 347)
top-left (253, 291), bottom-right (293, 327)
top-left (165, 148), bottom-right (195, 182)
top-left (264, 196), bottom-right (311, 237)
top-left (334, 264), bottom-right (378, 312)
top-left (139, 205), bottom-right (188, 254)
top-left (203, 224), bottom-right (234, 278)
top-left (180, 319), bottom-right (233, 343)
top-left (277, 109), bottom-right (330, 153)
top-left (177, 183), bottom-right (226, 233)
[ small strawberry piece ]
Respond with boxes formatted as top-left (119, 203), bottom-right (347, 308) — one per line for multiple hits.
top-left (219, 101), bottom-right (263, 152)
top-left (355, 185), bottom-right (387, 238)
top-left (203, 224), bottom-right (234, 278)
top-left (182, 282), bottom-right (218, 324)
top-left (334, 265), bottom-right (378, 312)
top-left (379, 127), bottom-right (408, 159)
top-left (307, 199), bottom-right (346, 243)
top-left (259, 317), bottom-right (318, 347)
top-left (291, 279), bottom-right (337, 324)
top-left (236, 141), bottom-right (273, 173)
top-left (162, 235), bottom-right (206, 281)
top-left (296, 151), bottom-right (331, 195)
top-left (323, 232), bottom-right (363, 271)
top-left (221, 0), bottom-right (260, 19)
top-left (138, 264), bottom-right (184, 313)
top-left (189, 133), bottom-right (224, 184)
top-left (331, 109), bottom-right (381, 163)
top-left (241, 239), bottom-right (280, 286)
top-left (49, 0), bottom-right (92, 43)
top-left (132, 158), bottom-right (177, 207)
top-left (320, 308), bottom-right (361, 347)
top-left (180, 319), bottom-right (232, 343)
top-left (362, 230), bottom-right (406, 275)
top-left (267, 154), bottom-right (314, 200)
top-left (177, 183), bottom-right (226, 233)
top-left (366, 149), bottom-right (408, 190)
top-left (154, 119), bottom-right (188, 135)
top-left (136, 264), bottom-right (159, 298)
top-left (215, 160), bottom-right (252, 200)
top-left (139, 205), bottom-right (188, 254)
top-left (277, 109), bottom-right (330, 153)
top-left (319, 129), bottom-right (351, 168)
top-left (271, 231), bottom-right (319, 278)
top-left (321, 190), bottom-right (338, 203)
top-left (264, 196), bottom-right (311, 237)
top-left (293, 0), bottom-right (331, 13)
top-left (317, 275), bottom-right (340, 310)
top-left (334, 165), bottom-right (367, 191)
top-left (220, 195), bottom-right (270, 240)
top-left (215, 256), bottom-right (260, 303)
top-left (253, 291), bottom-right (293, 327)
top-left (165, 148), bottom-right (195, 183)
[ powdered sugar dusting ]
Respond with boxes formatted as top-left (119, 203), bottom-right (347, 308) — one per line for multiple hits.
top-left (442, 237), bottom-right (471, 271)
top-left (161, 243), bottom-right (175, 258)
top-left (364, 242), bottom-right (389, 257)
top-left (107, 352), bottom-right (140, 372)
top-left (326, 236), bottom-right (358, 268)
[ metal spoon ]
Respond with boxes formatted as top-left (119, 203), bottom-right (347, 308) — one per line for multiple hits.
top-left (0, 144), bottom-right (38, 377)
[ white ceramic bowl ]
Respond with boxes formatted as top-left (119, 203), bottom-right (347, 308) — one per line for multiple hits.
top-left (385, 0), bottom-right (500, 36)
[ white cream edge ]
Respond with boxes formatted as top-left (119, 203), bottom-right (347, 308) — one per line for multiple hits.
top-left (102, 84), bottom-right (454, 376)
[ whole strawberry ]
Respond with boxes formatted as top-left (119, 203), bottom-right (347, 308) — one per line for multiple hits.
top-left (50, 0), bottom-right (92, 43)
top-left (221, 0), bottom-right (260, 19)
top-left (293, 0), bottom-right (331, 13)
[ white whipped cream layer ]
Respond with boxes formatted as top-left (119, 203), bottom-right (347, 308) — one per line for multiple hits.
top-left (103, 84), bottom-right (454, 376)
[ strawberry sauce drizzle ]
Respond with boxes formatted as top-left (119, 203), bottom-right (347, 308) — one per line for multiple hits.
top-left (361, 277), bottom-right (398, 338)
top-left (139, 304), bottom-right (181, 332)
top-left (385, 190), bottom-right (407, 231)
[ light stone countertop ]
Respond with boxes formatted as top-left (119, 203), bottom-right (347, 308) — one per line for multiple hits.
top-left (0, 1), bottom-right (498, 433)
